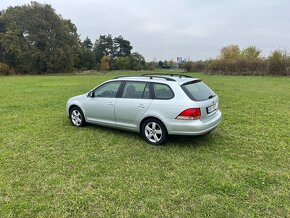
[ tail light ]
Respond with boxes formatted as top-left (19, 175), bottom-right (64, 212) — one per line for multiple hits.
top-left (176, 108), bottom-right (201, 120)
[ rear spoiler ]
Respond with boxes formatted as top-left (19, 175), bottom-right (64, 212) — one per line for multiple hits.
top-left (179, 79), bottom-right (202, 86)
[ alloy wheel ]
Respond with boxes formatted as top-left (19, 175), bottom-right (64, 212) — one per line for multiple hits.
top-left (144, 122), bottom-right (163, 143)
top-left (71, 109), bottom-right (82, 126)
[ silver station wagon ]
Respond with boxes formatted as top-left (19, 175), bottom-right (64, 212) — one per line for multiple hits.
top-left (66, 74), bottom-right (222, 145)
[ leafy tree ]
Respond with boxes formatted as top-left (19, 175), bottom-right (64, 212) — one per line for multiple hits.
top-left (113, 56), bottom-right (130, 70)
top-left (162, 60), bottom-right (171, 69)
top-left (77, 48), bottom-right (96, 70)
top-left (93, 34), bottom-right (133, 65)
top-left (83, 36), bottom-right (93, 49)
top-left (76, 37), bottom-right (96, 70)
top-left (267, 49), bottom-right (288, 75)
top-left (100, 55), bottom-right (110, 71)
top-left (0, 2), bottom-right (81, 73)
top-left (168, 60), bottom-right (175, 68)
top-left (113, 36), bottom-right (132, 57)
top-left (129, 52), bottom-right (145, 70)
top-left (163, 60), bottom-right (168, 68)
top-left (93, 34), bottom-right (113, 63)
top-left (219, 45), bottom-right (241, 61)
top-left (242, 46), bottom-right (262, 60)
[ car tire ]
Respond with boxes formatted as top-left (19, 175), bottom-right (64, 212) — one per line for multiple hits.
top-left (69, 106), bottom-right (86, 127)
top-left (141, 118), bottom-right (167, 145)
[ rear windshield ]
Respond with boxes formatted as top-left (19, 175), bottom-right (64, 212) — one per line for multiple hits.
top-left (181, 81), bottom-right (215, 101)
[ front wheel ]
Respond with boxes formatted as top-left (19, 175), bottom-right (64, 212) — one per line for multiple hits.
top-left (141, 118), bottom-right (167, 145)
top-left (69, 106), bottom-right (86, 127)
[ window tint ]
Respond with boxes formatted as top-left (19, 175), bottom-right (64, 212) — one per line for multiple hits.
top-left (181, 81), bottom-right (215, 101)
top-left (122, 82), bottom-right (148, 99)
top-left (93, 81), bottom-right (121, 98)
top-left (153, 83), bottom-right (174, 99)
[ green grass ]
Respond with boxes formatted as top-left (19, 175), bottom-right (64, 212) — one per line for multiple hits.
top-left (0, 71), bottom-right (289, 217)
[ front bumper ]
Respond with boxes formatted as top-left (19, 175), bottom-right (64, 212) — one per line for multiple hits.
top-left (165, 110), bottom-right (222, 135)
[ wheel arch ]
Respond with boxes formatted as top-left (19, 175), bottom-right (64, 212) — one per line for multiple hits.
top-left (69, 104), bottom-right (80, 113)
top-left (139, 116), bottom-right (168, 134)
top-left (68, 104), bottom-right (86, 117)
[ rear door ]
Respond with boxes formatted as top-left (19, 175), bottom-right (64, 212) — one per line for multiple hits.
top-left (115, 81), bottom-right (152, 130)
top-left (181, 80), bottom-right (219, 121)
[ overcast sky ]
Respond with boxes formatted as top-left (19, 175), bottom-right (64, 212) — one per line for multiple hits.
top-left (1, 0), bottom-right (289, 61)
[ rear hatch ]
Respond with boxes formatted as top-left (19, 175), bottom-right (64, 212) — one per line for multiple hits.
top-left (181, 80), bottom-right (219, 122)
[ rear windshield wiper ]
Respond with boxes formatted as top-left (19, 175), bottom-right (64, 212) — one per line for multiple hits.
top-left (208, 94), bottom-right (216, 99)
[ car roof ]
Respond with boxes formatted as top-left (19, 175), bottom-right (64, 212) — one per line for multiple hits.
top-left (112, 74), bottom-right (201, 85)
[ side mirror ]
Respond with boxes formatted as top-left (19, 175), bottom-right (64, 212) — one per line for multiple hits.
top-left (87, 91), bottom-right (94, 98)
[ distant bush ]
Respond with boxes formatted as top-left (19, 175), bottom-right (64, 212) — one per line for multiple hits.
top-left (0, 63), bottom-right (15, 75)
top-left (128, 52), bottom-right (146, 71)
top-left (180, 45), bottom-right (290, 76)
top-left (267, 49), bottom-right (288, 75)
top-left (145, 62), bottom-right (157, 70)
top-left (110, 53), bottom-right (147, 71)
top-left (205, 45), bottom-right (267, 75)
top-left (0, 63), bottom-right (10, 75)
top-left (112, 57), bottom-right (131, 70)
top-left (181, 62), bottom-right (193, 72)
top-left (182, 61), bottom-right (207, 72)
top-left (157, 60), bottom-right (175, 69)
top-left (205, 58), bottom-right (267, 75)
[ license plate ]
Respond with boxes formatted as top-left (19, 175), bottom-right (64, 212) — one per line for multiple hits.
top-left (207, 103), bottom-right (218, 114)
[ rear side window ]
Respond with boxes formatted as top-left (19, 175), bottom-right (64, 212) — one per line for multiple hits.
top-left (122, 81), bottom-right (149, 99)
top-left (182, 81), bottom-right (215, 101)
top-left (153, 83), bottom-right (174, 99)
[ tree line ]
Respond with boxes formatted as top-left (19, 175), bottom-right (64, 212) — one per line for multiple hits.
top-left (77, 35), bottom-right (147, 71)
top-left (0, 2), bottom-right (147, 75)
top-left (0, 2), bottom-right (289, 76)
top-left (180, 45), bottom-right (290, 76)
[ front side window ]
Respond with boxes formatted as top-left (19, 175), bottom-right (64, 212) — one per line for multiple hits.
top-left (122, 81), bottom-right (148, 99)
top-left (93, 81), bottom-right (121, 98)
top-left (153, 83), bottom-right (174, 99)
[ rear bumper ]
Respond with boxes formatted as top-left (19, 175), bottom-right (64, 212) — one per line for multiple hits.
top-left (165, 110), bottom-right (222, 135)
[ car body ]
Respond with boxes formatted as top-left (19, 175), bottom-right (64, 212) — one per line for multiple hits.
top-left (66, 74), bottom-right (222, 144)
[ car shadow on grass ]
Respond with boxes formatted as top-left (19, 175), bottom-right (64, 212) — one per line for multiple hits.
top-left (167, 134), bottom-right (217, 148)
top-left (82, 123), bottom-right (142, 139)
top-left (64, 119), bottom-right (218, 149)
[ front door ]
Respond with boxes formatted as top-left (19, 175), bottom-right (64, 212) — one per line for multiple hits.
top-left (85, 81), bottom-right (122, 126)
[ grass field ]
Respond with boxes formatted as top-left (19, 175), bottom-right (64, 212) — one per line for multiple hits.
top-left (0, 71), bottom-right (289, 217)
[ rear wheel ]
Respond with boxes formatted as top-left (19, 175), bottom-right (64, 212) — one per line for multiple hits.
top-left (69, 106), bottom-right (86, 127)
top-left (141, 118), bottom-right (167, 145)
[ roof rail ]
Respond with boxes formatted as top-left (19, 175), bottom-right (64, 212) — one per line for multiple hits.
top-left (113, 75), bottom-right (176, 81)
top-left (142, 73), bottom-right (193, 78)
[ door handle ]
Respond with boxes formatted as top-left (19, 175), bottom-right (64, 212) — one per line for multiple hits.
top-left (138, 104), bottom-right (145, 108)
top-left (107, 102), bottom-right (114, 106)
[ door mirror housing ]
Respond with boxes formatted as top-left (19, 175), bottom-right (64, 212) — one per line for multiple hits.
top-left (87, 91), bottom-right (94, 98)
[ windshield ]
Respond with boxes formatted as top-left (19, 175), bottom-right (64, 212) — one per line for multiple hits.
top-left (181, 81), bottom-right (216, 101)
